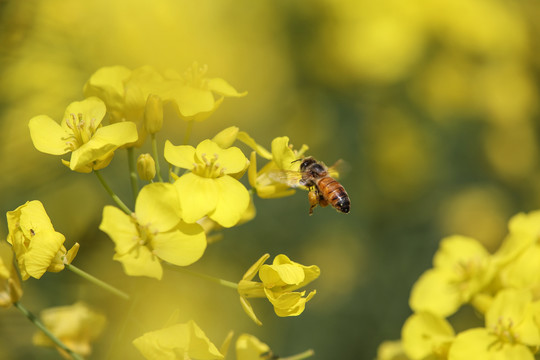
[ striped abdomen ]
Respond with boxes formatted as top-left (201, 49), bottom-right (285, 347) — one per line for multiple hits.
top-left (316, 176), bottom-right (350, 213)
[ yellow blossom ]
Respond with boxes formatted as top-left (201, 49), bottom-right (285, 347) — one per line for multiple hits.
top-left (161, 62), bottom-right (247, 122)
top-left (238, 254), bottom-right (320, 325)
top-left (248, 136), bottom-right (309, 199)
top-left (32, 301), bottom-right (106, 358)
top-left (447, 289), bottom-right (540, 360)
top-left (409, 235), bottom-right (495, 317)
top-left (6, 201), bottom-right (79, 280)
top-left (137, 153), bottom-right (157, 181)
top-left (99, 182), bottom-right (206, 280)
top-left (28, 97), bottom-right (138, 172)
top-left (164, 139), bottom-right (250, 227)
top-left (133, 320), bottom-right (224, 360)
top-left (0, 241), bottom-right (23, 307)
top-left (401, 312), bottom-right (454, 360)
top-left (236, 334), bottom-right (273, 360)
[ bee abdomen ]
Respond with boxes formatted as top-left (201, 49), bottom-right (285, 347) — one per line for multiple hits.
top-left (317, 177), bottom-right (350, 213)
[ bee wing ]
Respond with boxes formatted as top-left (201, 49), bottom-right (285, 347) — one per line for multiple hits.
top-left (327, 159), bottom-right (349, 179)
top-left (266, 169), bottom-right (304, 188)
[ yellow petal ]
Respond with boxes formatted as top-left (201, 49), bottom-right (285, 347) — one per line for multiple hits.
top-left (207, 77), bottom-right (247, 97)
top-left (409, 269), bottom-right (462, 317)
top-left (165, 83), bottom-right (215, 117)
top-left (239, 296), bottom-right (263, 326)
top-left (69, 122), bottom-right (138, 171)
top-left (152, 223), bottom-right (206, 266)
top-left (242, 254), bottom-right (270, 281)
top-left (113, 246), bottom-right (162, 280)
top-left (62, 97), bottom-right (107, 128)
top-left (434, 235), bottom-right (490, 270)
top-left (236, 334), bottom-right (271, 360)
top-left (99, 206), bottom-right (138, 255)
top-left (24, 231), bottom-right (66, 279)
top-left (136, 183), bottom-right (181, 232)
top-left (83, 66), bottom-right (131, 112)
top-left (212, 126), bottom-right (239, 148)
top-left (271, 136), bottom-right (298, 170)
top-left (264, 288), bottom-right (316, 317)
top-left (401, 312), bottom-right (454, 360)
top-left (175, 173), bottom-right (218, 223)
top-left (209, 176), bottom-right (250, 228)
top-left (260, 263), bottom-right (305, 287)
top-left (195, 140), bottom-right (247, 174)
top-left (164, 141), bottom-right (196, 170)
top-left (29, 115), bottom-right (69, 155)
top-left (237, 132), bottom-right (272, 160)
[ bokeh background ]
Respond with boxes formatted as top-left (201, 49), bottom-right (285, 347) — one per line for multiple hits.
top-left (1, 0), bottom-right (540, 359)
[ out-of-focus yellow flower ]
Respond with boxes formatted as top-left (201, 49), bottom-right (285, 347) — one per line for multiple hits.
top-left (0, 241), bottom-right (23, 308)
top-left (32, 301), bottom-right (106, 359)
top-left (162, 62), bottom-right (247, 122)
top-left (248, 136), bottom-right (309, 199)
top-left (133, 320), bottom-right (224, 360)
top-left (236, 334), bottom-right (272, 360)
top-left (238, 254), bottom-right (320, 325)
top-left (84, 65), bottom-right (165, 147)
top-left (6, 200), bottom-right (79, 280)
top-left (28, 97), bottom-right (138, 172)
top-left (401, 312), bottom-right (454, 360)
top-left (447, 289), bottom-right (540, 360)
top-left (99, 183), bottom-right (206, 280)
top-left (376, 340), bottom-right (410, 360)
top-left (409, 235), bottom-right (495, 317)
top-left (137, 153), bottom-right (156, 181)
top-left (144, 93), bottom-right (163, 134)
top-left (164, 139), bottom-right (250, 227)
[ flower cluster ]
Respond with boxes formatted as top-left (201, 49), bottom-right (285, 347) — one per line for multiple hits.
top-left (377, 210), bottom-right (540, 360)
top-left (3, 63), bottom-right (323, 359)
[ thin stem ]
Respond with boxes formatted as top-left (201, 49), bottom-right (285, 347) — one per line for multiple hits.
top-left (13, 301), bottom-right (84, 360)
top-left (151, 134), bottom-right (163, 182)
top-left (169, 266), bottom-right (238, 290)
top-left (182, 120), bottom-right (194, 145)
top-left (66, 264), bottom-right (130, 301)
top-left (94, 170), bottom-right (132, 214)
top-left (280, 349), bottom-right (315, 360)
top-left (127, 148), bottom-right (139, 201)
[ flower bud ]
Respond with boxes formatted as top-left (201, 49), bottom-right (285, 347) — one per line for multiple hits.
top-left (137, 154), bottom-right (156, 181)
top-left (144, 94), bottom-right (163, 134)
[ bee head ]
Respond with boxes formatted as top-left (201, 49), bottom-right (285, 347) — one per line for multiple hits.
top-left (292, 156), bottom-right (317, 172)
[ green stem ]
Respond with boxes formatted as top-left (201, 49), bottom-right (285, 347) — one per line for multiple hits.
top-left (94, 170), bottom-right (132, 214)
top-left (66, 264), bottom-right (130, 301)
top-left (280, 349), bottom-right (315, 360)
top-left (127, 148), bottom-right (139, 201)
top-left (151, 134), bottom-right (163, 182)
top-left (182, 120), bottom-right (194, 145)
top-left (13, 301), bottom-right (84, 360)
top-left (169, 266), bottom-right (238, 290)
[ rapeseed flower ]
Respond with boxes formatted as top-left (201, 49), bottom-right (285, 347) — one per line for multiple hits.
top-left (0, 241), bottom-right (22, 307)
top-left (164, 139), bottom-right (250, 228)
top-left (235, 334), bottom-right (272, 360)
top-left (28, 97), bottom-right (138, 172)
top-left (238, 254), bottom-right (320, 325)
top-left (248, 136), bottom-right (309, 199)
top-left (162, 62), bottom-right (247, 122)
top-left (32, 301), bottom-right (106, 358)
top-left (401, 312), bottom-right (454, 360)
top-left (409, 235), bottom-right (495, 317)
top-left (447, 289), bottom-right (540, 360)
top-left (133, 320), bottom-right (223, 360)
top-left (6, 201), bottom-right (79, 280)
top-left (99, 183), bottom-right (206, 280)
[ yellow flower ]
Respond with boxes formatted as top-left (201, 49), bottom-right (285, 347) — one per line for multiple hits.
top-left (6, 201), bottom-right (79, 280)
top-left (99, 183), bottom-right (206, 280)
top-left (32, 301), bottom-right (106, 358)
top-left (84, 65), bottom-right (165, 147)
top-left (236, 334), bottom-right (273, 360)
top-left (401, 312), bottom-right (454, 360)
top-left (448, 289), bottom-right (540, 360)
top-left (28, 97), bottom-right (138, 172)
top-left (248, 136), bottom-right (309, 199)
top-left (133, 320), bottom-right (224, 360)
top-left (164, 139), bottom-right (250, 228)
top-left (238, 254), bottom-right (320, 325)
top-left (161, 62), bottom-right (247, 122)
top-left (409, 235), bottom-right (495, 317)
top-left (0, 241), bottom-right (23, 308)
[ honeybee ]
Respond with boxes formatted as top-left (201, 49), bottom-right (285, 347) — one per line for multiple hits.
top-left (271, 156), bottom-right (350, 215)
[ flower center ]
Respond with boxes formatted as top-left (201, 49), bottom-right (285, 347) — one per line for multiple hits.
top-left (193, 153), bottom-right (226, 178)
top-left (64, 112), bottom-right (99, 151)
top-left (489, 317), bottom-right (520, 346)
top-left (183, 62), bottom-right (208, 89)
top-left (123, 214), bottom-right (159, 257)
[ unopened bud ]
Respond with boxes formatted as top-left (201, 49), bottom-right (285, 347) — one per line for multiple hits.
top-left (144, 94), bottom-right (163, 134)
top-left (137, 153), bottom-right (156, 181)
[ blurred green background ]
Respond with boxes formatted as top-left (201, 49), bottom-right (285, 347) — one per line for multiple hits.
top-left (1, 0), bottom-right (540, 359)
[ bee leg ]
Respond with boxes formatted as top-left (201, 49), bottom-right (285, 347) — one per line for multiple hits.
top-left (308, 189), bottom-right (319, 215)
